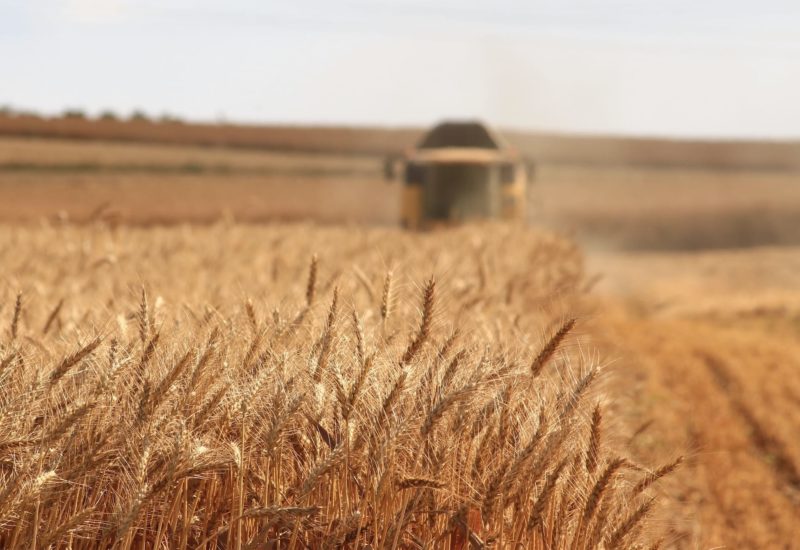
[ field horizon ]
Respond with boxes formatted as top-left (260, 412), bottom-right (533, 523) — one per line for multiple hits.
top-left (3, 112), bottom-right (800, 170)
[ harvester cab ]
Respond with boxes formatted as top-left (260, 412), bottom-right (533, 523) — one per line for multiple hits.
top-left (384, 121), bottom-right (531, 229)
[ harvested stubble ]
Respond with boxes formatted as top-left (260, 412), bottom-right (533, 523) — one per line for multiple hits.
top-left (0, 222), bottom-right (673, 548)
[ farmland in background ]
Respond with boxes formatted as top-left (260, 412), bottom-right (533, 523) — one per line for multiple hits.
top-left (0, 136), bottom-right (397, 225)
top-left (2, 126), bottom-right (800, 249)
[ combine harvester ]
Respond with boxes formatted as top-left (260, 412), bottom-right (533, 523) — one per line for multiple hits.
top-left (385, 121), bottom-right (532, 228)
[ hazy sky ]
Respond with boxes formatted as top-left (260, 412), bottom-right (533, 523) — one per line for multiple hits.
top-left (2, 0), bottom-right (800, 138)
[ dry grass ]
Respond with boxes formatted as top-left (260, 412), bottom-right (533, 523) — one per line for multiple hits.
top-left (0, 222), bottom-right (676, 548)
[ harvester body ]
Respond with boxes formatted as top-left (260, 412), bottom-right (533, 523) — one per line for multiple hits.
top-left (386, 121), bottom-right (530, 228)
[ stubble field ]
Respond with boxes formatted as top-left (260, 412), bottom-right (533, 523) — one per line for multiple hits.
top-left (588, 248), bottom-right (800, 547)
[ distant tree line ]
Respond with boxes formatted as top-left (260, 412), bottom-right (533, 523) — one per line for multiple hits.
top-left (0, 104), bottom-right (184, 124)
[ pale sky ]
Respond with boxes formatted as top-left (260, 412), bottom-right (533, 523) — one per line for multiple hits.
top-left (2, 0), bottom-right (800, 139)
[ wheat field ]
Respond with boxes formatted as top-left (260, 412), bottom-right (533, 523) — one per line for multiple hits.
top-left (2, 130), bottom-right (799, 548)
top-left (0, 222), bottom-right (680, 549)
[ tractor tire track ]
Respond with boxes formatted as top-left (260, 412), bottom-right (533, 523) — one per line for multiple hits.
top-left (698, 351), bottom-right (800, 497)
